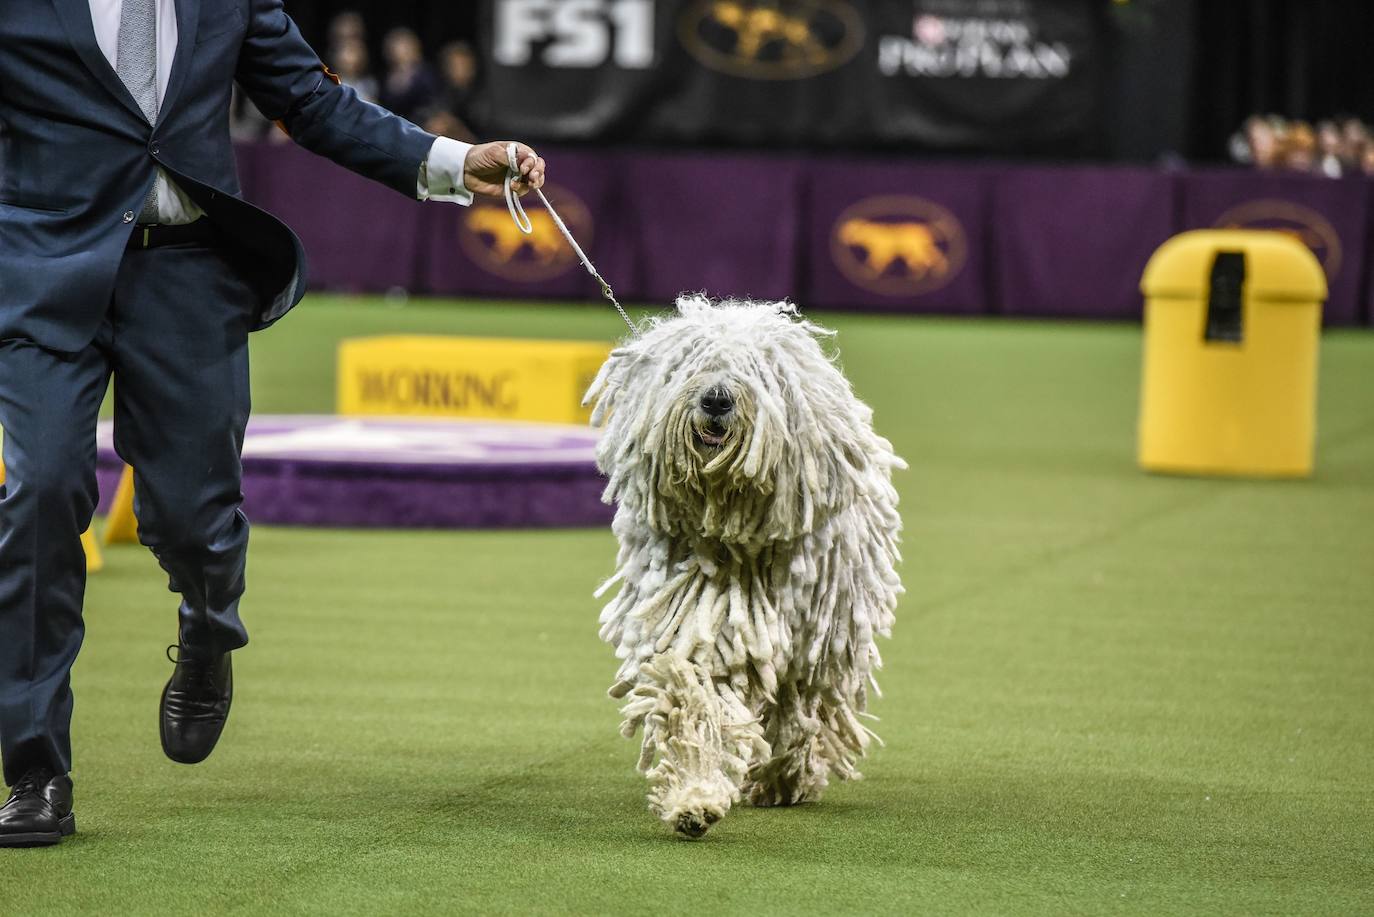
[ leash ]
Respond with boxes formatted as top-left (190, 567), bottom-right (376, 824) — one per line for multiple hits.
top-left (504, 143), bottom-right (635, 332)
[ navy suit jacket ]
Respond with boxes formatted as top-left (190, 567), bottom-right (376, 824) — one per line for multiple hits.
top-left (0, 0), bottom-right (438, 352)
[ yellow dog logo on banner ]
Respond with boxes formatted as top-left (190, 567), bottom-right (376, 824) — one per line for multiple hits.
top-left (1212, 199), bottom-right (1343, 279)
top-left (460, 183), bottom-right (595, 282)
top-left (831, 195), bottom-right (967, 296)
top-left (466, 209), bottom-right (567, 265)
top-left (680, 0), bottom-right (864, 80)
top-left (836, 220), bottom-right (949, 280)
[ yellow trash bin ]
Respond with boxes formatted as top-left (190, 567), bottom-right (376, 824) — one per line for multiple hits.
top-left (1138, 229), bottom-right (1326, 478)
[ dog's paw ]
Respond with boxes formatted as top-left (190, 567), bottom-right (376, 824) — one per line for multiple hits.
top-left (658, 784), bottom-right (730, 839)
top-left (673, 808), bottom-right (721, 839)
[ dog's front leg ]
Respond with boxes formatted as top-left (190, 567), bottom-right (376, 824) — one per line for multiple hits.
top-left (617, 653), bottom-right (763, 838)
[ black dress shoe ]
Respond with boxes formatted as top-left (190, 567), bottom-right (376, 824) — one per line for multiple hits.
top-left (0, 769), bottom-right (75, 847)
top-left (160, 646), bottom-right (233, 765)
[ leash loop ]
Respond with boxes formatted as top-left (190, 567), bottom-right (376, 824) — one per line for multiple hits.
top-left (503, 145), bottom-right (534, 235)
top-left (504, 143), bottom-right (634, 331)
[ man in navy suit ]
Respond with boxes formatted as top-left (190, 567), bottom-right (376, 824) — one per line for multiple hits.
top-left (0, 0), bottom-right (546, 846)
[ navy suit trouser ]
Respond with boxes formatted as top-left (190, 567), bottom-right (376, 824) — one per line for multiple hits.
top-left (0, 238), bottom-right (255, 784)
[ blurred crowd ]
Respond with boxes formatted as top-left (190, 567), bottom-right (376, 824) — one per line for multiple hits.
top-left (231, 11), bottom-right (477, 144)
top-left (1229, 115), bottom-right (1374, 177)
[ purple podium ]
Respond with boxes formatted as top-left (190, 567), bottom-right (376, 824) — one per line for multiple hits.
top-left (95, 416), bottom-right (612, 529)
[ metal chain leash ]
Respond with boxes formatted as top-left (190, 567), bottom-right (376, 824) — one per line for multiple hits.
top-left (503, 143), bottom-right (635, 332)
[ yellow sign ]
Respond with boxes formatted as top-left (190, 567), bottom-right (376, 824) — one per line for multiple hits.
top-left (337, 335), bottom-right (611, 424)
top-left (104, 465), bottom-right (139, 545)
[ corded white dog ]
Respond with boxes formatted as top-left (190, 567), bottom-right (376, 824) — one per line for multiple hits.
top-left (585, 295), bottom-right (905, 838)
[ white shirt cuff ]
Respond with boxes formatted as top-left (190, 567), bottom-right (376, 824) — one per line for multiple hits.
top-left (418, 137), bottom-right (474, 205)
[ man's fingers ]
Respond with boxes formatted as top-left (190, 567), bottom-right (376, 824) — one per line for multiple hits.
top-left (513, 147), bottom-right (546, 192)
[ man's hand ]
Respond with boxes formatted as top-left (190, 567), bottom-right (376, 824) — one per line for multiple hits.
top-left (463, 141), bottom-right (546, 198)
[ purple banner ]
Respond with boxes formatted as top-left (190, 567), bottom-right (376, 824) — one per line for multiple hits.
top-left (1179, 170), bottom-right (1371, 325)
top-left (420, 149), bottom-right (637, 302)
top-left (1368, 212), bottom-right (1374, 323)
top-left (233, 144), bottom-right (1373, 325)
top-left (242, 141), bottom-right (423, 294)
top-left (806, 161), bottom-right (993, 313)
top-left (621, 153), bottom-right (807, 304)
top-left (992, 167), bottom-right (1177, 319)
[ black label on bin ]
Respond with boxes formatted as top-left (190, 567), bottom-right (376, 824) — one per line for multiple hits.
top-left (1205, 251), bottom-right (1245, 344)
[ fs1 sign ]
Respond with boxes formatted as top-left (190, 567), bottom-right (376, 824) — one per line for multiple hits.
top-left (493, 0), bottom-right (655, 68)
top-left (480, 0), bottom-right (1100, 152)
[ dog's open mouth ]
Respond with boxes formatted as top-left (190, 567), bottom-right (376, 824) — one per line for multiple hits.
top-left (697, 423), bottom-right (728, 448)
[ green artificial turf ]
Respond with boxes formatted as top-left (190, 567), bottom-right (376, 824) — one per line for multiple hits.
top-left (6, 296), bottom-right (1373, 916)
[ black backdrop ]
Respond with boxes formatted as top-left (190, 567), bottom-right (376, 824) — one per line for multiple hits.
top-left (1190, 0), bottom-right (1374, 158)
top-left (477, 0), bottom-right (1106, 154)
top-left (281, 0), bottom-right (1374, 161)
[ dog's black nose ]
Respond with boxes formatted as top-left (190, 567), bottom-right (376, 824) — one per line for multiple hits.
top-left (700, 388), bottom-right (734, 417)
